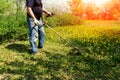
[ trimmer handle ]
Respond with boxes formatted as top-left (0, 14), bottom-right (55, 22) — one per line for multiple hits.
top-left (46, 12), bottom-right (55, 18)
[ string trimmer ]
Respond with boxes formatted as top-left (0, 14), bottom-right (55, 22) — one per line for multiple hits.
top-left (43, 14), bottom-right (81, 55)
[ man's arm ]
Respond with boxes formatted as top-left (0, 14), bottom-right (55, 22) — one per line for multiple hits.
top-left (27, 7), bottom-right (37, 20)
top-left (27, 7), bottom-right (39, 25)
top-left (42, 8), bottom-right (51, 15)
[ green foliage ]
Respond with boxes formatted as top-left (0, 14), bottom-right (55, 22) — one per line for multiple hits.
top-left (0, 0), bottom-right (27, 43)
top-left (0, 0), bottom-right (14, 15)
top-left (0, 21), bottom-right (120, 79)
top-left (0, 13), bottom-right (28, 43)
top-left (46, 13), bottom-right (83, 27)
top-left (0, 12), bottom-right (83, 43)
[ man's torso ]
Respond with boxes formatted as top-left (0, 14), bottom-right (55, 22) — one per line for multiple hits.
top-left (26, 0), bottom-right (43, 19)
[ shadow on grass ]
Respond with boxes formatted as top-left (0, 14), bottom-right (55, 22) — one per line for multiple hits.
top-left (5, 43), bottom-right (30, 53)
top-left (67, 55), bottom-right (119, 80)
top-left (0, 52), bottom-right (68, 79)
top-left (67, 38), bottom-right (120, 79)
top-left (0, 60), bottom-right (41, 79)
top-left (0, 48), bottom-right (119, 79)
top-left (1, 38), bottom-right (120, 79)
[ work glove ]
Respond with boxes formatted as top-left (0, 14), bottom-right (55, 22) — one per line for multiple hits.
top-left (33, 18), bottom-right (39, 26)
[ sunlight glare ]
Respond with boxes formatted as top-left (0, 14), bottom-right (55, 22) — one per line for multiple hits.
top-left (82, 0), bottom-right (111, 7)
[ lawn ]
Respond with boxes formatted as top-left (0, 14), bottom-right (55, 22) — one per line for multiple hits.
top-left (0, 20), bottom-right (120, 80)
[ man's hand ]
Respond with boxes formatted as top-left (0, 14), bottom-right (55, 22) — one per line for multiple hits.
top-left (33, 18), bottom-right (39, 26)
top-left (43, 8), bottom-right (54, 17)
top-left (46, 12), bottom-right (54, 17)
top-left (47, 12), bottom-right (52, 16)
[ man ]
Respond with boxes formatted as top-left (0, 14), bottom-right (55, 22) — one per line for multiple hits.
top-left (26, 0), bottom-right (52, 54)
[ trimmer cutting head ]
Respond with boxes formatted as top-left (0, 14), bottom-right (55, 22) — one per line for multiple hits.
top-left (69, 47), bottom-right (81, 55)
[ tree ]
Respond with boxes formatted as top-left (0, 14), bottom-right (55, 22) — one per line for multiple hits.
top-left (0, 0), bottom-right (14, 16)
top-left (69, 0), bottom-right (82, 17)
top-left (111, 0), bottom-right (120, 20)
top-left (69, 0), bottom-right (120, 20)
top-left (15, 0), bottom-right (26, 19)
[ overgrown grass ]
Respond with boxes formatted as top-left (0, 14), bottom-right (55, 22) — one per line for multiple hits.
top-left (45, 13), bottom-right (83, 27)
top-left (0, 20), bottom-right (120, 80)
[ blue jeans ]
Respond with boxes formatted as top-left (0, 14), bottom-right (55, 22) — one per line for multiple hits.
top-left (27, 16), bottom-right (45, 53)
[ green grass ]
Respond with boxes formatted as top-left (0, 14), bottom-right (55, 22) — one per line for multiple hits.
top-left (0, 20), bottom-right (120, 80)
